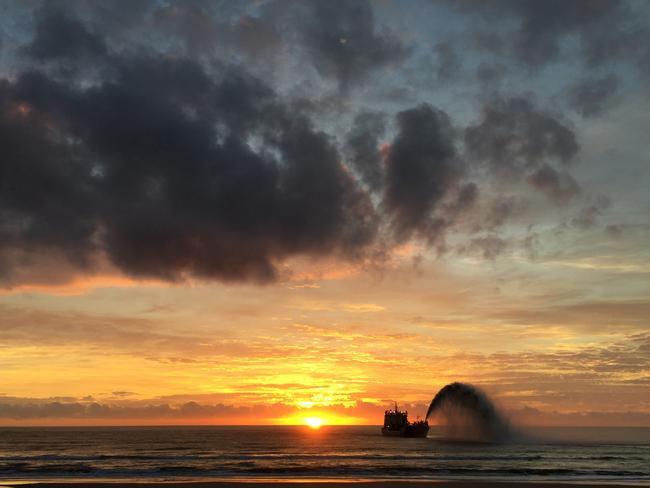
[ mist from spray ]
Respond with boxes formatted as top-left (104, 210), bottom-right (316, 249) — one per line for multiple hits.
top-left (426, 382), bottom-right (514, 443)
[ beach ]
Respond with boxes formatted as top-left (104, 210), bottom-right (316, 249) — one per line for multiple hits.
top-left (4, 481), bottom-right (649, 488)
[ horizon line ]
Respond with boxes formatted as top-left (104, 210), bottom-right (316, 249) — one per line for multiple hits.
top-left (2, 423), bottom-right (649, 428)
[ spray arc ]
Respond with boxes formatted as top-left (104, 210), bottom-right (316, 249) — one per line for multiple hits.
top-left (426, 382), bottom-right (513, 442)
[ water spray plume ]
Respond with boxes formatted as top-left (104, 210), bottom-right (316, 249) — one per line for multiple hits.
top-left (426, 382), bottom-right (513, 442)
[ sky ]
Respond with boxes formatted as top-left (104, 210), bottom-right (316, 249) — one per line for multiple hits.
top-left (0, 0), bottom-right (649, 427)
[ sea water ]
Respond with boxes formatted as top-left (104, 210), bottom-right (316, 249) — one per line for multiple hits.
top-left (0, 425), bottom-right (649, 482)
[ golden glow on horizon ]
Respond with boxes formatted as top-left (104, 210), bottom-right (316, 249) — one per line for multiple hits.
top-left (304, 416), bottom-right (323, 429)
top-left (276, 411), bottom-right (366, 426)
top-left (0, 274), bottom-right (164, 296)
top-left (1, 254), bottom-right (649, 427)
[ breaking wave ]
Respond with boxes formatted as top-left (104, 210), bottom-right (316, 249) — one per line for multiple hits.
top-left (426, 382), bottom-right (514, 442)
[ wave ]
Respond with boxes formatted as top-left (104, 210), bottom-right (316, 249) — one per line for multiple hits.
top-left (1, 425), bottom-right (648, 482)
top-left (2, 466), bottom-right (646, 480)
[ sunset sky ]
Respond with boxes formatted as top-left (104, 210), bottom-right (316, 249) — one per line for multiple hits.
top-left (0, 0), bottom-right (649, 426)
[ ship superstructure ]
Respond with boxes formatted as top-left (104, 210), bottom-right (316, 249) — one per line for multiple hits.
top-left (381, 403), bottom-right (429, 438)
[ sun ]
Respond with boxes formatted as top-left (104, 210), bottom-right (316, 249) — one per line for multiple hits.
top-left (304, 416), bottom-right (324, 429)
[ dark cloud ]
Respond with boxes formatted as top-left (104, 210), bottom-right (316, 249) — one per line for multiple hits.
top-left (384, 104), bottom-right (469, 242)
top-left (0, 78), bottom-right (97, 270)
top-left (0, 2), bottom-right (618, 287)
top-left (465, 97), bottom-right (578, 175)
top-left (0, 47), bottom-right (378, 285)
top-left (1, 8), bottom-right (475, 287)
top-left (567, 74), bottom-right (619, 117)
top-left (527, 165), bottom-right (580, 204)
top-left (3, 28), bottom-right (499, 287)
top-left (344, 111), bottom-right (386, 191)
top-left (25, 6), bottom-right (108, 62)
top-left (299, 0), bottom-right (408, 93)
top-left (465, 97), bottom-right (580, 202)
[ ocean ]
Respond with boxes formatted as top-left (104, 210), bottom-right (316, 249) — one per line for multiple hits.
top-left (1, 426), bottom-right (649, 483)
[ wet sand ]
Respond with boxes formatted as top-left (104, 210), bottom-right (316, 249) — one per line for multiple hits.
top-left (3, 481), bottom-right (648, 488)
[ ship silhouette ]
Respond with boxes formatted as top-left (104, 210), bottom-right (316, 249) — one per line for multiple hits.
top-left (381, 403), bottom-right (429, 437)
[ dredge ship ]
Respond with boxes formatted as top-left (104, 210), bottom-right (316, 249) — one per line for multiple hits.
top-left (381, 403), bottom-right (429, 437)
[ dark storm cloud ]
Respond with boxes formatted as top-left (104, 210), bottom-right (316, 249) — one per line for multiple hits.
top-left (0, 78), bottom-right (97, 268)
top-left (465, 97), bottom-right (580, 202)
top-left (25, 5), bottom-right (108, 62)
top-left (1, 0), bottom-right (491, 287)
top-left (1, 36), bottom-right (483, 286)
top-left (299, 0), bottom-right (408, 92)
top-left (344, 111), bottom-right (386, 192)
top-left (0, 44), bottom-right (379, 284)
top-left (384, 104), bottom-right (471, 241)
top-left (2, 1), bottom-right (615, 287)
top-left (567, 75), bottom-right (619, 117)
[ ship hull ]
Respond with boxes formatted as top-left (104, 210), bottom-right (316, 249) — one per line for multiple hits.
top-left (381, 427), bottom-right (406, 436)
top-left (404, 424), bottom-right (429, 438)
top-left (381, 425), bottom-right (429, 438)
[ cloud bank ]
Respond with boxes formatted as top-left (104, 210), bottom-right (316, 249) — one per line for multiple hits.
top-left (1, 0), bottom-right (647, 287)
